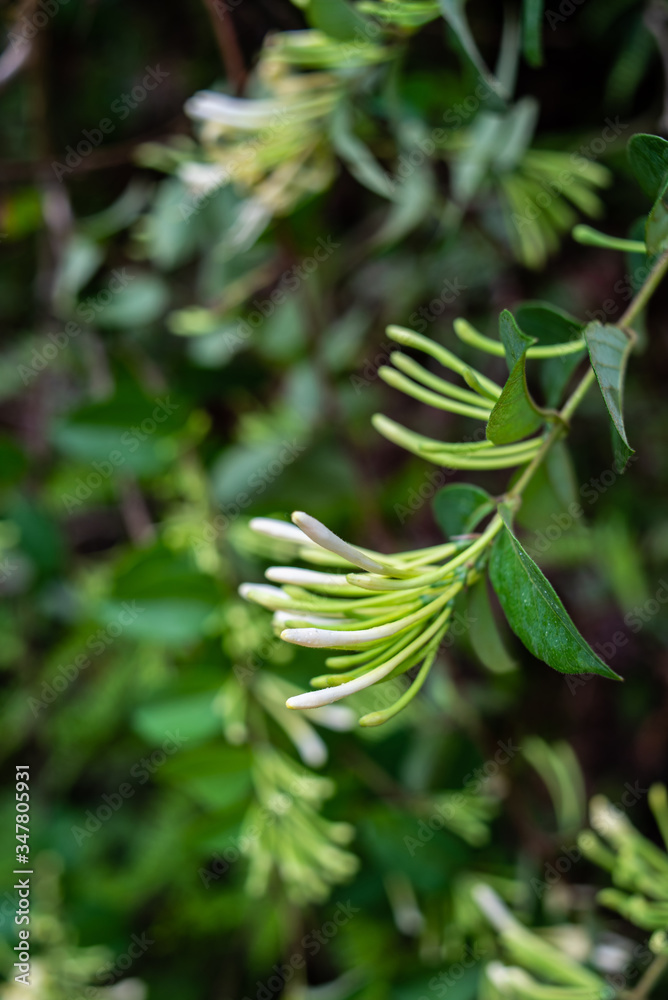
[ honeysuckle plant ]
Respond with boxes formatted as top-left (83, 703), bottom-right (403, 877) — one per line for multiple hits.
top-left (579, 785), bottom-right (668, 937)
top-left (475, 784), bottom-right (668, 999)
top-left (241, 131), bottom-right (668, 727)
top-left (142, 0), bottom-right (612, 274)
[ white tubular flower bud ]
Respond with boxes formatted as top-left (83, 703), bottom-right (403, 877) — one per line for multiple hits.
top-left (307, 704), bottom-right (356, 731)
top-left (272, 611), bottom-right (347, 628)
top-left (281, 618), bottom-right (407, 648)
top-left (185, 91), bottom-right (288, 128)
top-left (265, 567), bottom-right (354, 588)
top-left (249, 517), bottom-right (316, 546)
top-left (238, 583), bottom-right (293, 609)
top-left (286, 658), bottom-right (398, 709)
top-left (291, 511), bottom-right (390, 573)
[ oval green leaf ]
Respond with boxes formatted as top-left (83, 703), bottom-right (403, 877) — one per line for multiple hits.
top-left (433, 483), bottom-right (495, 539)
top-left (583, 321), bottom-right (634, 471)
top-left (628, 133), bottom-right (668, 199)
top-left (489, 513), bottom-right (622, 680)
top-left (467, 576), bottom-right (517, 673)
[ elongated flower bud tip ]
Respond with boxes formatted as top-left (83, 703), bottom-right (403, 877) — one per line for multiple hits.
top-left (472, 884), bottom-right (515, 932)
top-left (386, 324), bottom-right (413, 345)
top-left (280, 628), bottom-right (304, 645)
top-left (249, 517), bottom-right (312, 545)
top-left (358, 711), bottom-right (386, 728)
top-left (486, 964), bottom-right (529, 989)
top-left (371, 413), bottom-right (390, 431)
top-left (291, 510), bottom-right (388, 575)
top-left (310, 705), bottom-right (357, 730)
top-left (266, 566), bottom-right (350, 587)
top-left (239, 583), bottom-right (292, 608)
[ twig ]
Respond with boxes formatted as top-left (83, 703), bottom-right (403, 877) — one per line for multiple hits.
top-left (201, 0), bottom-right (247, 94)
top-left (624, 954), bottom-right (668, 1000)
top-left (119, 479), bottom-right (156, 545)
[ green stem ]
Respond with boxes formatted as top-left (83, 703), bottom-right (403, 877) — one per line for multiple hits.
top-left (619, 249), bottom-right (668, 327)
top-left (506, 249), bottom-right (668, 504)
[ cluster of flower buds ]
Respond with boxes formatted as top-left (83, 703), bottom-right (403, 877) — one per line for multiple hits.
top-left (242, 747), bottom-right (358, 905)
top-left (240, 510), bottom-right (500, 726)
top-left (578, 786), bottom-right (668, 937)
top-left (373, 324), bottom-right (551, 470)
top-left (175, 28), bottom-right (391, 235)
top-left (475, 884), bottom-right (612, 999)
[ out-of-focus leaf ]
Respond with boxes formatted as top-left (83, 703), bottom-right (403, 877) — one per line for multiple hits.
top-left (52, 386), bottom-right (186, 476)
top-left (94, 274), bottom-right (169, 329)
top-left (438, 0), bottom-right (507, 109)
top-left (372, 167), bottom-right (434, 248)
top-left (525, 736), bottom-right (586, 831)
top-left (80, 180), bottom-right (153, 241)
top-left (9, 497), bottom-right (65, 575)
top-left (594, 512), bottom-right (650, 612)
top-left (332, 105), bottom-right (396, 200)
top-left (53, 234), bottom-right (104, 311)
top-left (133, 693), bottom-right (222, 746)
top-left (321, 307), bottom-right (370, 372)
top-left (0, 435), bottom-right (27, 489)
top-left (493, 98), bottom-right (539, 174)
top-left (255, 297), bottom-right (307, 362)
top-left (101, 546), bottom-right (219, 644)
top-left (522, 0), bottom-right (544, 67)
top-left (139, 176), bottom-right (207, 270)
top-left (545, 440), bottom-right (579, 512)
top-left (467, 576), bottom-right (517, 673)
top-left (627, 132), bottom-right (668, 199)
top-left (305, 0), bottom-right (370, 40)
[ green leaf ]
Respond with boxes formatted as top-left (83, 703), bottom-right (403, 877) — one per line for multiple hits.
top-left (583, 322), bottom-right (635, 471)
top-left (627, 133), bottom-right (668, 199)
top-left (372, 167), bottom-right (434, 248)
top-left (514, 441), bottom-right (581, 535)
top-left (0, 435), bottom-right (27, 489)
top-left (489, 512), bottom-right (622, 680)
top-left (486, 310), bottom-right (547, 443)
top-left (467, 576), bottom-right (517, 673)
top-left (97, 599), bottom-right (214, 644)
top-left (94, 274), bottom-right (170, 329)
top-left (54, 233), bottom-right (104, 311)
top-left (51, 384), bottom-right (186, 475)
top-left (133, 692), bottom-right (222, 747)
top-left (101, 545), bottom-right (220, 644)
top-left (499, 306), bottom-right (536, 370)
top-left (646, 177), bottom-right (668, 256)
top-left (522, 0), bottom-right (544, 67)
top-left (438, 0), bottom-right (507, 110)
top-left (10, 496), bottom-right (65, 575)
top-left (516, 301), bottom-right (582, 345)
top-left (433, 484), bottom-right (495, 538)
top-left (331, 105), bottom-right (396, 200)
top-left (305, 0), bottom-right (370, 40)
top-left (516, 301), bottom-right (585, 407)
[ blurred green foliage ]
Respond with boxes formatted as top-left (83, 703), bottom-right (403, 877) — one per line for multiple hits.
top-left (1, 1), bottom-right (668, 998)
